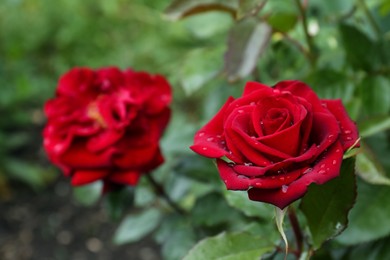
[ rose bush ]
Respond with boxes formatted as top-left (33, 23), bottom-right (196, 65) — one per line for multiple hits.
top-left (191, 80), bottom-right (359, 209)
top-left (43, 67), bottom-right (171, 190)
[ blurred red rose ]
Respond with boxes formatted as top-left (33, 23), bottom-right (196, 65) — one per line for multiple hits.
top-left (43, 67), bottom-right (171, 189)
top-left (191, 81), bottom-right (359, 209)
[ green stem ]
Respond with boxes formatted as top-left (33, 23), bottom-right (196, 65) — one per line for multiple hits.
top-left (357, 0), bottom-right (382, 39)
top-left (294, 0), bottom-right (317, 67)
top-left (145, 174), bottom-right (186, 215)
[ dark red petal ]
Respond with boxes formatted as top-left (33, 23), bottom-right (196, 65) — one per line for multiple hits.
top-left (114, 145), bottom-right (158, 169)
top-left (323, 99), bottom-right (360, 150)
top-left (242, 81), bottom-right (271, 96)
top-left (108, 170), bottom-right (141, 186)
top-left (86, 129), bottom-right (124, 152)
top-left (217, 159), bottom-right (251, 190)
top-left (274, 81), bottom-right (326, 113)
top-left (60, 142), bottom-right (116, 168)
top-left (71, 169), bottom-right (109, 186)
top-left (190, 97), bottom-right (235, 158)
top-left (57, 67), bottom-right (96, 97)
top-left (248, 141), bottom-right (344, 209)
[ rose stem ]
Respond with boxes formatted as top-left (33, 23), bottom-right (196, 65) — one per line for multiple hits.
top-left (145, 174), bottom-right (186, 216)
top-left (294, 0), bottom-right (317, 67)
top-left (288, 207), bottom-right (304, 258)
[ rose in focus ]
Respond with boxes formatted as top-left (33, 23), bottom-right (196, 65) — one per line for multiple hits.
top-left (191, 81), bottom-right (359, 209)
top-left (43, 67), bottom-right (171, 189)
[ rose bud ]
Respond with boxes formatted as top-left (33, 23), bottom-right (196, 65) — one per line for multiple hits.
top-left (191, 81), bottom-right (359, 209)
top-left (43, 67), bottom-right (171, 190)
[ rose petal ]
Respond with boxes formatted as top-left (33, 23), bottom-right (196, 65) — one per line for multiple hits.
top-left (242, 81), bottom-right (271, 96)
top-left (57, 67), bottom-right (96, 97)
top-left (108, 170), bottom-right (141, 186)
top-left (190, 97), bottom-right (235, 158)
top-left (87, 129), bottom-right (124, 152)
top-left (248, 141), bottom-right (344, 209)
top-left (60, 141), bottom-right (117, 168)
top-left (71, 169), bottom-right (109, 186)
top-left (114, 145), bottom-right (159, 169)
top-left (323, 99), bottom-right (360, 150)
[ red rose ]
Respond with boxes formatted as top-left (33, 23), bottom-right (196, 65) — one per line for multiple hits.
top-left (43, 67), bottom-right (171, 189)
top-left (191, 81), bottom-right (359, 209)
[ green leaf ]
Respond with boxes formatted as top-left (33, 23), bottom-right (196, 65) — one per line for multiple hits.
top-left (358, 76), bottom-right (390, 117)
top-left (336, 179), bottom-right (390, 245)
top-left (356, 145), bottom-right (390, 186)
top-left (224, 18), bottom-right (272, 82)
top-left (191, 192), bottom-right (242, 227)
top-left (180, 47), bottom-right (224, 96)
top-left (224, 190), bottom-right (274, 219)
top-left (113, 208), bottom-right (161, 245)
top-left (156, 214), bottom-right (197, 260)
top-left (183, 232), bottom-right (274, 260)
top-left (339, 23), bottom-right (376, 71)
top-left (360, 116), bottom-right (390, 138)
top-left (73, 181), bottom-right (102, 206)
top-left (164, 0), bottom-right (239, 21)
top-left (104, 188), bottom-right (134, 221)
top-left (300, 158), bottom-right (357, 249)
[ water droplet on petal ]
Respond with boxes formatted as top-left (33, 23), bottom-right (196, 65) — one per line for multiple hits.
top-left (244, 162), bottom-right (253, 167)
top-left (202, 147), bottom-right (208, 151)
top-left (319, 170), bottom-right (326, 174)
top-left (281, 185), bottom-right (288, 193)
top-left (216, 135), bottom-right (222, 138)
top-left (320, 164), bottom-right (325, 168)
top-left (199, 132), bottom-right (205, 137)
top-left (346, 137), bottom-right (353, 140)
top-left (336, 149), bottom-right (341, 153)
top-left (220, 141), bottom-right (226, 145)
top-left (237, 175), bottom-right (249, 179)
top-left (255, 182), bottom-right (262, 187)
top-left (238, 109), bottom-right (244, 113)
top-left (273, 89), bottom-right (281, 94)
top-left (279, 176), bottom-right (285, 181)
top-left (303, 168), bottom-right (313, 174)
top-left (206, 137), bottom-right (214, 142)
top-left (344, 130), bottom-right (352, 134)
top-left (332, 160), bottom-right (337, 165)
top-left (250, 102), bottom-right (256, 106)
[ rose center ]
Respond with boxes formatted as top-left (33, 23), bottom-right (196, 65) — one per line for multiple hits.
top-left (87, 102), bottom-right (107, 128)
top-left (262, 108), bottom-right (291, 135)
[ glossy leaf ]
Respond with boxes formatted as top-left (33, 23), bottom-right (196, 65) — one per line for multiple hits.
top-left (360, 116), bottom-right (390, 138)
top-left (356, 146), bottom-right (390, 186)
top-left (183, 232), bottom-right (274, 260)
top-left (224, 18), bottom-right (272, 81)
top-left (224, 190), bottom-right (274, 219)
top-left (336, 180), bottom-right (390, 245)
top-left (165, 0), bottom-right (239, 20)
top-left (300, 158), bottom-right (357, 249)
top-left (73, 181), bottom-right (102, 206)
top-left (113, 208), bottom-right (161, 245)
top-left (358, 76), bottom-right (390, 117)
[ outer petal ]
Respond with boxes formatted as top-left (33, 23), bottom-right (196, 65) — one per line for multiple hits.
top-left (108, 170), bottom-right (141, 186)
top-left (248, 141), bottom-right (344, 209)
top-left (71, 169), bottom-right (109, 186)
top-left (57, 67), bottom-right (96, 97)
top-left (190, 97), bottom-right (235, 158)
top-left (322, 99), bottom-right (360, 150)
top-left (242, 81), bottom-right (271, 96)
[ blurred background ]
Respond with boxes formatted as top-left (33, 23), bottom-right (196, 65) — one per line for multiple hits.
top-left (0, 0), bottom-right (390, 259)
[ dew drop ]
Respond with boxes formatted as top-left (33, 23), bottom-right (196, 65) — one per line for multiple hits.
top-left (54, 144), bottom-right (64, 153)
top-left (238, 109), bottom-right (244, 113)
top-left (332, 160), bottom-right (337, 165)
top-left (344, 130), bottom-right (352, 134)
top-left (346, 137), bottom-right (353, 140)
top-left (335, 222), bottom-right (343, 230)
top-left (271, 176), bottom-right (276, 179)
top-left (320, 164), bottom-right (325, 168)
top-left (199, 132), bottom-right (205, 137)
top-left (281, 185), bottom-right (288, 193)
top-left (328, 134), bottom-right (334, 139)
top-left (273, 89), bottom-right (281, 94)
top-left (238, 175), bottom-right (249, 179)
top-left (244, 162), bottom-right (253, 167)
top-left (220, 141), bottom-right (226, 145)
top-left (206, 137), bottom-right (214, 142)
top-left (216, 135), bottom-right (222, 138)
top-left (319, 170), bottom-right (326, 174)
top-left (250, 102), bottom-right (256, 106)
top-left (303, 168), bottom-right (312, 174)
top-left (202, 147), bottom-right (208, 151)
top-left (279, 176), bottom-right (285, 181)
top-left (336, 149), bottom-right (341, 153)
top-left (255, 182), bottom-right (262, 187)
top-left (250, 136), bottom-right (256, 139)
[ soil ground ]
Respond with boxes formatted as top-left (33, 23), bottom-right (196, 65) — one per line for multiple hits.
top-left (0, 177), bottom-right (162, 260)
